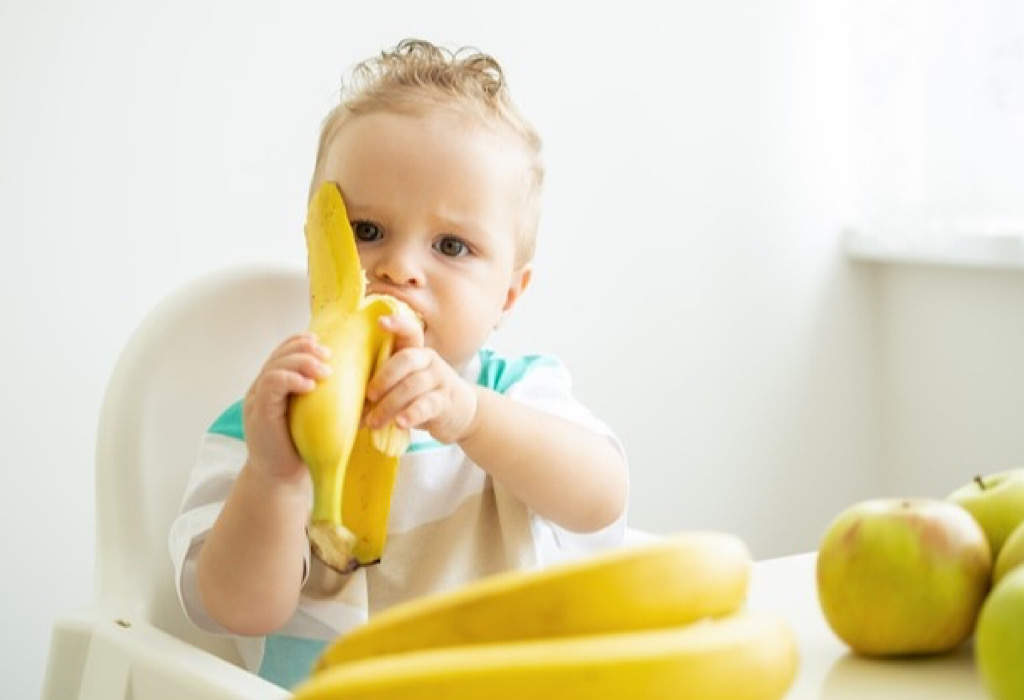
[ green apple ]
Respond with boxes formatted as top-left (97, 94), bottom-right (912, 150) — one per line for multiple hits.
top-left (976, 565), bottom-right (1024, 699)
top-left (816, 498), bottom-right (991, 656)
top-left (948, 468), bottom-right (1024, 558)
top-left (994, 519), bottom-right (1024, 584)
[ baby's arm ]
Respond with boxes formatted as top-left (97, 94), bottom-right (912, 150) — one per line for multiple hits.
top-left (460, 387), bottom-right (628, 532)
top-left (365, 317), bottom-right (627, 533)
top-left (196, 333), bottom-right (331, 636)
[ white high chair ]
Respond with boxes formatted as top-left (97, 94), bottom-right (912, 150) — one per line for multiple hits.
top-left (42, 265), bottom-right (308, 700)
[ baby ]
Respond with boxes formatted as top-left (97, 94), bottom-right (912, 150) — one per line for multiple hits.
top-left (170, 38), bottom-right (628, 689)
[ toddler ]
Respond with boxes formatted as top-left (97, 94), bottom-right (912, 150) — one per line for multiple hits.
top-left (169, 38), bottom-right (628, 689)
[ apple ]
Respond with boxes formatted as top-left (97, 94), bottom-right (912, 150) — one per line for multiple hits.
top-left (948, 468), bottom-right (1024, 558)
top-left (976, 565), bottom-right (1024, 700)
top-left (816, 498), bottom-right (991, 656)
top-left (994, 519), bottom-right (1024, 584)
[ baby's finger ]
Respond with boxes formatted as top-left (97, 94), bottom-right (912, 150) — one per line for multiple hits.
top-left (366, 365), bottom-right (438, 428)
top-left (392, 391), bottom-right (444, 430)
top-left (248, 367), bottom-right (318, 409)
top-left (269, 333), bottom-right (332, 363)
top-left (269, 351), bottom-right (333, 382)
top-left (379, 313), bottom-right (424, 353)
top-left (365, 347), bottom-right (433, 404)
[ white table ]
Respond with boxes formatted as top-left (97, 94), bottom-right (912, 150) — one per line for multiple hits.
top-left (748, 553), bottom-right (985, 699)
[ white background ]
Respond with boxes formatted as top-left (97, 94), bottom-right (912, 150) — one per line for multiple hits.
top-left (3, 1), bottom-right (1024, 698)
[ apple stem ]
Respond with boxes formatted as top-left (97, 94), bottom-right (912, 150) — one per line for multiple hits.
top-left (974, 475), bottom-right (986, 490)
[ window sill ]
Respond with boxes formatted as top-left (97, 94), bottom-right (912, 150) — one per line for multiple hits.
top-left (846, 230), bottom-right (1024, 271)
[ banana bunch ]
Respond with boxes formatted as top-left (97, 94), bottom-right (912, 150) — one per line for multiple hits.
top-left (292, 532), bottom-right (799, 699)
top-left (289, 182), bottom-right (416, 574)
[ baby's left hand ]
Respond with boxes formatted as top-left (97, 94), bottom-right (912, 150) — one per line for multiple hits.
top-left (363, 314), bottom-right (478, 445)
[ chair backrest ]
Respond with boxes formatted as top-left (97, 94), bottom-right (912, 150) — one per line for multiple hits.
top-left (93, 264), bottom-right (308, 660)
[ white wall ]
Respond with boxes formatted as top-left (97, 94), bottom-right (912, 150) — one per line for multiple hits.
top-left (876, 264), bottom-right (1024, 498)
top-left (2, 1), bottom-right (886, 697)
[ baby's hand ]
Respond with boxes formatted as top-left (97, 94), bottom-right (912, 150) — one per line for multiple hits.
top-left (363, 315), bottom-right (477, 445)
top-left (243, 333), bottom-right (332, 482)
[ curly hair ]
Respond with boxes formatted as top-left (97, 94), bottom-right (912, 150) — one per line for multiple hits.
top-left (309, 39), bottom-right (544, 264)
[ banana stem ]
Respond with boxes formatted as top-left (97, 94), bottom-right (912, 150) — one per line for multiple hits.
top-left (308, 458), bottom-right (358, 573)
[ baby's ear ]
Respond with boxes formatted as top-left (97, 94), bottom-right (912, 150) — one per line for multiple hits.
top-left (502, 264), bottom-right (533, 313)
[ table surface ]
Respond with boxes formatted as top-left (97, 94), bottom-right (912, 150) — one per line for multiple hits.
top-left (747, 552), bottom-right (986, 699)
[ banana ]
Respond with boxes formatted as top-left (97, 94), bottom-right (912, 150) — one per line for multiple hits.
top-left (289, 182), bottom-right (416, 573)
top-left (315, 531), bottom-right (752, 669)
top-left (293, 611), bottom-right (798, 700)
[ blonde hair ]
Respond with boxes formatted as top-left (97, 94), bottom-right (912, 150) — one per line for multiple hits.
top-left (309, 39), bottom-right (544, 264)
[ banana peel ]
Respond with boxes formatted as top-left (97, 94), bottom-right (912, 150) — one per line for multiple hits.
top-left (289, 182), bottom-right (416, 574)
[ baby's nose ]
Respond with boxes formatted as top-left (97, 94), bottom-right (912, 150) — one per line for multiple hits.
top-left (374, 250), bottom-right (423, 286)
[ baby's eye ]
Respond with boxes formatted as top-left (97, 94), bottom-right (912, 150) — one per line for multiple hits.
top-left (352, 221), bottom-right (383, 242)
top-left (434, 236), bottom-right (469, 258)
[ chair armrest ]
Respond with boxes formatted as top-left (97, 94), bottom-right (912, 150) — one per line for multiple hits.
top-left (43, 609), bottom-right (289, 700)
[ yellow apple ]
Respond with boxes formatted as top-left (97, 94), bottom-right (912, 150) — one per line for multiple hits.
top-left (994, 519), bottom-right (1024, 584)
top-left (816, 498), bottom-right (991, 656)
top-left (947, 468), bottom-right (1024, 558)
top-left (976, 565), bottom-right (1024, 700)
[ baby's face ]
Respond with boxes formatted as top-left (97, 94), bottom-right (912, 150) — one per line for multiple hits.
top-left (314, 110), bottom-right (532, 369)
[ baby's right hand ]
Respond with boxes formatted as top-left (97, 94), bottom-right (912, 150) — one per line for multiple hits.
top-left (243, 332), bottom-right (332, 484)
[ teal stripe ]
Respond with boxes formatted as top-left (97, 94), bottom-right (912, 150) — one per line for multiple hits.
top-left (209, 399), bottom-right (245, 440)
top-left (258, 634), bottom-right (328, 689)
top-left (407, 437), bottom-right (444, 453)
top-left (475, 348), bottom-right (558, 394)
top-left (207, 397), bottom-right (437, 452)
top-left (205, 350), bottom-right (557, 446)
top-left (209, 398), bottom-right (444, 453)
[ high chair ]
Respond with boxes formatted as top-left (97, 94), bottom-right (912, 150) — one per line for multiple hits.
top-left (42, 265), bottom-right (307, 700)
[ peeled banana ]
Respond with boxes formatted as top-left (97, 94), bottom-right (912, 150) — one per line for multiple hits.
top-left (315, 531), bottom-right (752, 668)
top-left (294, 611), bottom-right (797, 700)
top-left (289, 182), bottom-right (416, 573)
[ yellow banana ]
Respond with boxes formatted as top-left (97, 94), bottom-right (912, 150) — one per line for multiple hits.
top-left (289, 182), bottom-right (416, 573)
top-left (315, 531), bottom-right (752, 669)
top-left (293, 611), bottom-right (798, 700)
